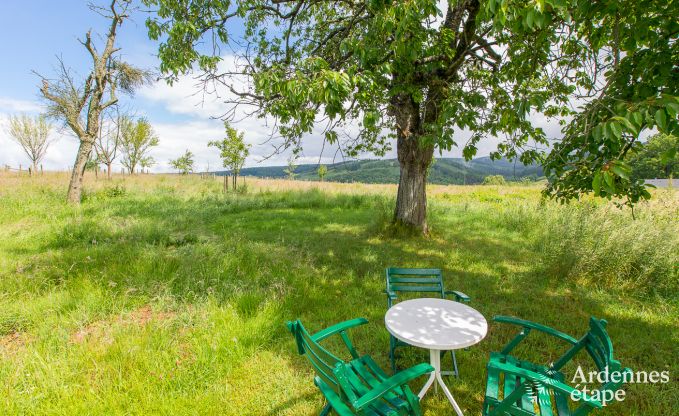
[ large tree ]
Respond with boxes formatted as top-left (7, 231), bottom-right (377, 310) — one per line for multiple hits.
top-left (6, 114), bottom-right (53, 175)
top-left (37, 0), bottom-right (150, 202)
top-left (145, 0), bottom-right (678, 232)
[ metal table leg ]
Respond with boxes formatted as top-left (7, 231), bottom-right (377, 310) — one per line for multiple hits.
top-left (418, 349), bottom-right (464, 416)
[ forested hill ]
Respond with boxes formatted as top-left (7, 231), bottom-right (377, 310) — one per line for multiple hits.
top-left (219, 157), bottom-right (543, 185)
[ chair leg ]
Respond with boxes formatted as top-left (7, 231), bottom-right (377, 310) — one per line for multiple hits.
top-left (320, 402), bottom-right (332, 416)
top-left (389, 336), bottom-right (397, 373)
top-left (439, 350), bottom-right (460, 378)
top-left (451, 350), bottom-right (459, 378)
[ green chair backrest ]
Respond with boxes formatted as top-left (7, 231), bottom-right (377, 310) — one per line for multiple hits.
top-left (556, 317), bottom-right (630, 404)
top-left (584, 318), bottom-right (621, 374)
top-left (287, 319), bottom-right (343, 395)
top-left (583, 318), bottom-right (630, 399)
top-left (386, 267), bottom-right (445, 298)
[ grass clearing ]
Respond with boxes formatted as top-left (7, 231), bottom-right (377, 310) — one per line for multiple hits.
top-left (0, 172), bottom-right (677, 415)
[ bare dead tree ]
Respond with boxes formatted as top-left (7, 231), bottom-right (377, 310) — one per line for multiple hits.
top-left (94, 107), bottom-right (123, 179)
top-left (6, 114), bottom-right (54, 175)
top-left (36, 0), bottom-right (151, 202)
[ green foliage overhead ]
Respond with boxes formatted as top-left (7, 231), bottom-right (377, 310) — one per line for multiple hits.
top-left (170, 150), bottom-right (196, 175)
top-left (144, 0), bottom-right (678, 207)
top-left (628, 134), bottom-right (679, 180)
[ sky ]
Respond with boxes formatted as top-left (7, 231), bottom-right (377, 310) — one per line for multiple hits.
top-left (0, 1), bottom-right (561, 173)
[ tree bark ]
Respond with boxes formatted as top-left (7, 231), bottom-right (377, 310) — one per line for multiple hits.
top-left (390, 92), bottom-right (434, 234)
top-left (67, 139), bottom-right (94, 203)
top-left (106, 163), bottom-right (112, 179)
top-left (394, 132), bottom-right (434, 233)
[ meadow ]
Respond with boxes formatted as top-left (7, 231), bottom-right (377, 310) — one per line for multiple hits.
top-left (0, 172), bottom-right (677, 415)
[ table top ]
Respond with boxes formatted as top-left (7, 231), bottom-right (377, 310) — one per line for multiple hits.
top-left (385, 298), bottom-right (488, 350)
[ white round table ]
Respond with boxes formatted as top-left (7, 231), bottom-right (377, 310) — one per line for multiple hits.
top-left (385, 298), bottom-right (488, 416)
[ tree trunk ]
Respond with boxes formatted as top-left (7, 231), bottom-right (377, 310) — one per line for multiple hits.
top-left (394, 132), bottom-right (434, 233)
top-left (107, 163), bottom-right (112, 179)
top-left (67, 139), bottom-right (94, 203)
top-left (390, 91), bottom-right (434, 234)
top-left (232, 174), bottom-right (237, 190)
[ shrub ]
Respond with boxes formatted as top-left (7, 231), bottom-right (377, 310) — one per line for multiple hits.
top-left (482, 175), bottom-right (507, 185)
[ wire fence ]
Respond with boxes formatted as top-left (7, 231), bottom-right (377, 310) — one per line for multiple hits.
top-left (3, 164), bottom-right (48, 175)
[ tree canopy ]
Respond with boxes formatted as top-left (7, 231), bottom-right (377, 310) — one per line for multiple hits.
top-left (170, 150), bottom-right (196, 175)
top-left (628, 133), bottom-right (678, 180)
top-left (209, 122), bottom-right (250, 188)
top-left (144, 0), bottom-right (678, 229)
top-left (120, 117), bottom-right (159, 174)
top-left (6, 113), bottom-right (53, 174)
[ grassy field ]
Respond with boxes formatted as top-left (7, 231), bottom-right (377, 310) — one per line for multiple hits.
top-left (0, 172), bottom-right (677, 415)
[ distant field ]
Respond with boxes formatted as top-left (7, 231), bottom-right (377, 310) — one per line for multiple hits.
top-left (0, 172), bottom-right (677, 415)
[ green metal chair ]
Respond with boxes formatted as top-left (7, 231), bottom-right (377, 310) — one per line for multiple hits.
top-left (385, 267), bottom-right (470, 375)
top-left (287, 318), bottom-right (434, 415)
top-left (483, 316), bottom-right (633, 416)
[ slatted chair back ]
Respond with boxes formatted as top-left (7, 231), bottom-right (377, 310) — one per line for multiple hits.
top-left (287, 319), bottom-right (343, 395)
top-left (485, 316), bottom-right (632, 416)
top-left (554, 318), bottom-right (628, 409)
top-left (584, 318), bottom-right (621, 373)
top-left (386, 268), bottom-right (445, 303)
top-left (552, 318), bottom-right (622, 373)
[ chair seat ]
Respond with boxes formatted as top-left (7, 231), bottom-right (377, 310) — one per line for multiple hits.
top-left (316, 355), bottom-right (414, 415)
top-left (485, 353), bottom-right (572, 416)
top-left (344, 355), bottom-right (411, 415)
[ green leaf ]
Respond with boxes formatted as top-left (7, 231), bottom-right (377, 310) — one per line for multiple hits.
top-left (609, 121), bottom-right (622, 139)
top-left (655, 109), bottom-right (668, 131)
top-left (592, 124), bottom-right (604, 140)
top-left (526, 10), bottom-right (535, 29)
top-left (603, 171), bottom-right (616, 193)
top-left (630, 111), bottom-right (643, 129)
top-left (666, 102), bottom-right (679, 118)
top-left (613, 116), bottom-right (638, 135)
top-left (592, 172), bottom-right (602, 195)
top-left (610, 163), bottom-right (629, 180)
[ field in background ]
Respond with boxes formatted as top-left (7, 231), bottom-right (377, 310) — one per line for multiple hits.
top-left (0, 172), bottom-right (677, 415)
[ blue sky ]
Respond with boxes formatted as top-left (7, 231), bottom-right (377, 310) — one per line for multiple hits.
top-left (0, 1), bottom-right (559, 173)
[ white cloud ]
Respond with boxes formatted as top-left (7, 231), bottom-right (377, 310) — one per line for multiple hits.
top-left (0, 97), bottom-right (42, 113)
